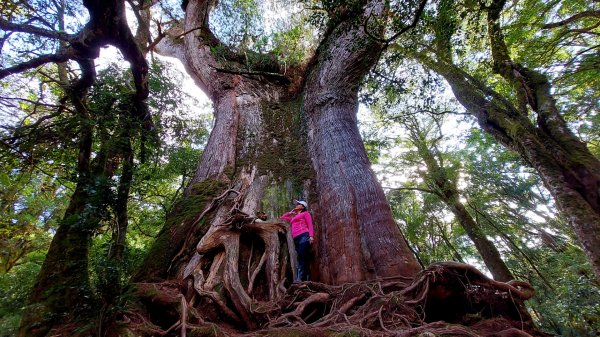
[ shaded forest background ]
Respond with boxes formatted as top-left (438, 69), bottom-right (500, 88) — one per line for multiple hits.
top-left (1, 0), bottom-right (599, 336)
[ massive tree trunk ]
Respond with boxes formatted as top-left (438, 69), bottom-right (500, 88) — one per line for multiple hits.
top-left (303, 1), bottom-right (421, 284)
top-left (135, 0), bottom-right (419, 285)
top-left (127, 0), bottom-right (420, 331)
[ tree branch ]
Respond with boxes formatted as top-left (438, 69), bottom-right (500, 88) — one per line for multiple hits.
top-left (0, 17), bottom-right (73, 41)
top-left (543, 10), bottom-right (600, 29)
top-left (211, 66), bottom-right (290, 84)
top-left (385, 0), bottom-right (428, 44)
top-left (386, 186), bottom-right (436, 194)
top-left (0, 52), bottom-right (73, 80)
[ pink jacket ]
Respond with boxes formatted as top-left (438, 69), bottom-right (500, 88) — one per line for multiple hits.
top-left (280, 211), bottom-right (314, 238)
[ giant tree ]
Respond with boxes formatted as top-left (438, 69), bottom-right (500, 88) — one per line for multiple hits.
top-left (1, 0), bottom-right (546, 335)
top-left (134, 0), bottom-right (421, 286)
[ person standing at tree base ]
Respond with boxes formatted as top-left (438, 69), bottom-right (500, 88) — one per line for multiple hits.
top-left (281, 200), bottom-right (314, 282)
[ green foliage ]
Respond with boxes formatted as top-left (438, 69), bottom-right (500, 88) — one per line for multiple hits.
top-left (363, 45), bottom-right (598, 331)
top-left (530, 246), bottom-right (600, 336)
top-left (0, 54), bottom-right (210, 329)
top-left (209, 0), bottom-right (316, 68)
top-left (0, 262), bottom-right (42, 336)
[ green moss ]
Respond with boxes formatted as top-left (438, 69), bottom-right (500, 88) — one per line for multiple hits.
top-left (237, 96), bottom-right (313, 194)
top-left (132, 179), bottom-right (228, 281)
top-left (261, 183), bottom-right (296, 218)
top-left (166, 179), bottom-right (227, 227)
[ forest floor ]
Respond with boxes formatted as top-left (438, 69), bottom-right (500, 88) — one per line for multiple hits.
top-left (118, 262), bottom-right (549, 337)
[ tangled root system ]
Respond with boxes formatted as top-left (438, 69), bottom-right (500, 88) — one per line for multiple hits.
top-left (115, 201), bottom-right (545, 337)
top-left (120, 262), bottom-right (545, 337)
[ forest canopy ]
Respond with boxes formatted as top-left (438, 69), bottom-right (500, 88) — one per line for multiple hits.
top-left (0, 0), bottom-right (599, 336)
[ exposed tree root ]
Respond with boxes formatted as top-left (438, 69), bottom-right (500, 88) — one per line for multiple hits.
top-left (120, 261), bottom-right (548, 337)
top-left (116, 191), bottom-right (548, 337)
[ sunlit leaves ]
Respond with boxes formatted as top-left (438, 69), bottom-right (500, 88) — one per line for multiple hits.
top-left (209, 0), bottom-right (316, 66)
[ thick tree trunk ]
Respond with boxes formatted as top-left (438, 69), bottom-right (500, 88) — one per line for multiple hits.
top-left (303, 0), bottom-right (421, 284)
top-left (139, 0), bottom-right (420, 287)
top-left (128, 0), bottom-right (421, 330)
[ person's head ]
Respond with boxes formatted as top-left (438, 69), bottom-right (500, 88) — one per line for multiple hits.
top-left (294, 200), bottom-right (308, 212)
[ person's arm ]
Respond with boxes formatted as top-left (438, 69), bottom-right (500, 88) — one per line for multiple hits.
top-left (305, 212), bottom-right (314, 241)
top-left (280, 211), bottom-right (295, 221)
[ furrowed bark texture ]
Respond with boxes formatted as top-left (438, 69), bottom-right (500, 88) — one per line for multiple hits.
top-left (133, 0), bottom-right (294, 284)
top-left (139, 0), bottom-right (421, 288)
top-left (303, 0), bottom-right (421, 284)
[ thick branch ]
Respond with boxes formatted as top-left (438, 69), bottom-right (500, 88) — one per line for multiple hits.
top-left (0, 0), bottom-right (149, 99)
top-left (0, 17), bottom-right (73, 41)
top-left (0, 53), bottom-right (73, 80)
top-left (543, 10), bottom-right (600, 29)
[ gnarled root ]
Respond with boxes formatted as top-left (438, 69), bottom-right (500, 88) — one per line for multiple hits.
top-left (121, 225), bottom-right (545, 337)
top-left (251, 263), bottom-right (544, 337)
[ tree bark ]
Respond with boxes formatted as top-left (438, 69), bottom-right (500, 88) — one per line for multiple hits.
top-left (135, 0), bottom-right (421, 288)
top-left (447, 201), bottom-right (513, 281)
top-left (303, 0), bottom-right (421, 284)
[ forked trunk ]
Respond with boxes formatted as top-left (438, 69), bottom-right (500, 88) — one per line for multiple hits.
top-left (128, 0), bottom-right (421, 331)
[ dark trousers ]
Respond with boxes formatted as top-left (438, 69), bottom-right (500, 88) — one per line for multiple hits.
top-left (293, 232), bottom-right (310, 281)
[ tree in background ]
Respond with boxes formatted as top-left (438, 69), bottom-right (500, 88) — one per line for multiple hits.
top-left (0, 0), bottom-right (207, 326)
top-left (361, 43), bottom-right (599, 334)
top-left (389, 0), bottom-right (600, 281)
top-left (394, 114), bottom-right (514, 282)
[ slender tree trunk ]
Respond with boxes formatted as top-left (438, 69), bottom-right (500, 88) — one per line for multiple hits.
top-left (100, 125), bottom-right (134, 307)
top-left (447, 199), bottom-right (513, 281)
top-left (18, 92), bottom-right (96, 337)
top-left (435, 220), bottom-right (466, 263)
top-left (408, 123), bottom-right (513, 281)
top-left (413, 50), bottom-right (600, 281)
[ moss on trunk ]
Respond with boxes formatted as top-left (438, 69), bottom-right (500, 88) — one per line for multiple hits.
top-left (131, 179), bottom-right (228, 282)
